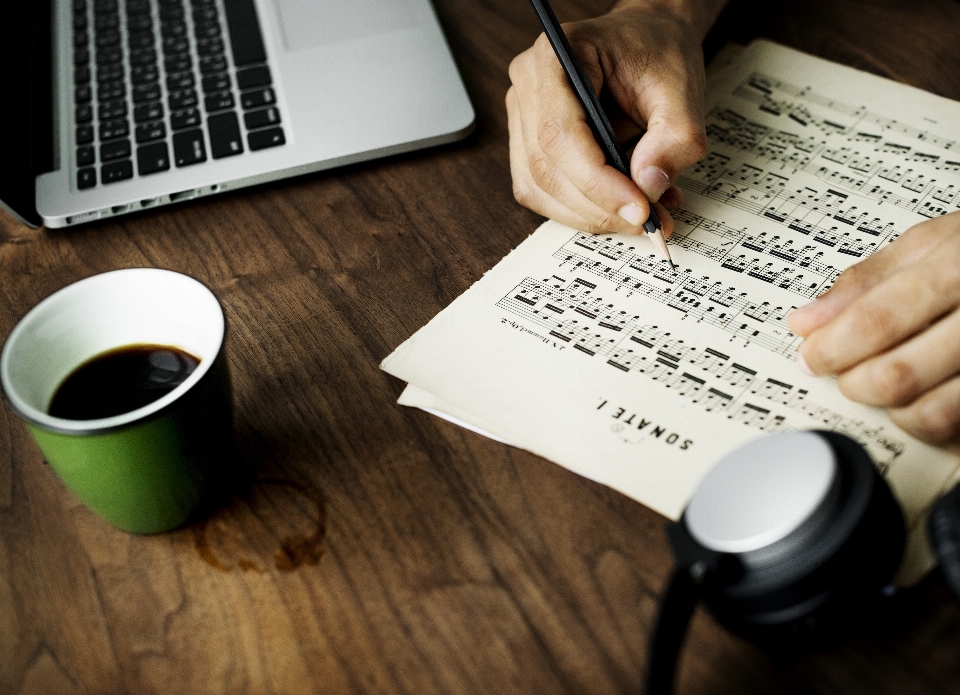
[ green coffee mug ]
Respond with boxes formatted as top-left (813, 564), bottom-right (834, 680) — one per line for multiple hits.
top-left (0, 268), bottom-right (232, 533)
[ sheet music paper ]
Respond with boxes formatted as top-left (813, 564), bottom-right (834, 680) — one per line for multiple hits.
top-left (382, 40), bottom-right (960, 582)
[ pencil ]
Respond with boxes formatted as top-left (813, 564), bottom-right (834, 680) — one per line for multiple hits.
top-left (528, 0), bottom-right (676, 271)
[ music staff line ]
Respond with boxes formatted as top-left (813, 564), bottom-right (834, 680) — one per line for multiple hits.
top-left (670, 207), bottom-right (839, 299)
top-left (678, 155), bottom-right (905, 269)
top-left (552, 233), bottom-right (802, 355)
top-left (496, 275), bottom-right (904, 467)
top-left (741, 71), bottom-right (960, 155)
top-left (708, 102), bottom-right (960, 219)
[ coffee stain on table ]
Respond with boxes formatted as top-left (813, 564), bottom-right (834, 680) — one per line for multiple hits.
top-left (192, 477), bottom-right (326, 573)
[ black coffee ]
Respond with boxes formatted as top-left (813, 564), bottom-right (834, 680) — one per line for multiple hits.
top-left (48, 344), bottom-right (200, 420)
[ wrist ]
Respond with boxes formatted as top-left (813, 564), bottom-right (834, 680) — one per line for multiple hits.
top-left (609, 0), bottom-right (729, 41)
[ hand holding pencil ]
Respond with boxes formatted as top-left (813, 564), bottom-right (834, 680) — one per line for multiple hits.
top-left (506, 0), bottom-right (727, 244)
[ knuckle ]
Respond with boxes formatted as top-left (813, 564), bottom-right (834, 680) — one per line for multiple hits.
top-left (895, 399), bottom-right (960, 445)
top-left (536, 116), bottom-right (568, 158)
top-left (583, 212), bottom-right (622, 235)
top-left (857, 304), bottom-right (902, 347)
top-left (512, 177), bottom-right (534, 207)
top-left (528, 152), bottom-right (561, 195)
top-left (870, 359), bottom-right (921, 406)
top-left (677, 124), bottom-right (708, 163)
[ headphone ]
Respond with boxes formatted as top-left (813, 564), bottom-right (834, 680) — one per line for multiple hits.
top-left (646, 429), bottom-right (960, 695)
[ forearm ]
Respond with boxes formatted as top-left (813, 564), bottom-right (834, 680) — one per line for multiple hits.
top-left (610, 0), bottom-right (730, 41)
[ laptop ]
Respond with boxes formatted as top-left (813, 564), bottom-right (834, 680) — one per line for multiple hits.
top-left (0, 0), bottom-right (475, 228)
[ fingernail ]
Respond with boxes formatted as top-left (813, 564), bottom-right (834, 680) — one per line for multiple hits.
top-left (638, 166), bottom-right (671, 202)
top-left (796, 353), bottom-right (815, 376)
top-left (618, 203), bottom-right (643, 226)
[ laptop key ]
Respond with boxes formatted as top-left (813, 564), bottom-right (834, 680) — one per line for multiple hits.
top-left (169, 89), bottom-right (198, 109)
top-left (77, 146), bottom-right (95, 167)
top-left (75, 66), bottom-right (91, 84)
top-left (132, 65), bottom-right (159, 84)
top-left (240, 88), bottom-right (275, 109)
top-left (192, 6), bottom-right (217, 22)
top-left (243, 107), bottom-right (280, 130)
top-left (95, 31), bottom-right (121, 49)
top-left (161, 22), bottom-right (187, 40)
top-left (163, 36), bottom-right (189, 55)
top-left (78, 167), bottom-right (97, 189)
top-left (170, 108), bottom-right (201, 130)
top-left (167, 72), bottom-right (195, 90)
top-left (99, 119), bottom-right (129, 140)
top-left (100, 139), bottom-right (132, 161)
top-left (96, 63), bottom-right (123, 83)
top-left (128, 31), bottom-right (155, 50)
top-left (222, 0), bottom-right (267, 66)
top-left (74, 48), bottom-right (90, 66)
top-left (136, 121), bottom-right (166, 143)
top-left (199, 55), bottom-right (227, 74)
top-left (74, 31), bottom-right (89, 49)
top-left (173, 129), bottom-right (207, 166)
top-left (93, 0), bottom-right (118, 14)
top-left (95, 13), bottom-right (119, 31)
top-left (197, 38), bottom-right (224, 55)
top-left (97, 81), bottom-right (125, 102)
top-left (248, 127), bottom-right (285, 151)
top-left (96, 46), bottom-right (122, 64)
top-left (194, 21), bottom-right (221, 39)
top-left (134, 83), bottom-right (162, 103)
top-left (137, 142), bottom-right (171, 175)
top-left (165, 54), bottom-right (192, 72)
top-left (134, 101), bottom-right (164, 122)
top-left (100, 100), bottom-right (127, 119)
top-left (208, 112), bottom-right (244, 158)
top-left (130, 47), bottom-right (157, 66)
top-left (76, 125), bottom-right (94, 144)
top-left (127, 15), bottom-right (152, 32)
top-left (204, 92), bottom-right (234, 113)
top-left (127, 0), bottom-right (150, 15)
top-left (76, 104), bottom-right (93, 123)
top-left (201, 73), bottom-right (230, 93)
top-left (236, 66), bottom-right (271, 89)
top-left (76, 84), bottom-right (92, 103)
top-left (101, 159), bottom-right (134, 183)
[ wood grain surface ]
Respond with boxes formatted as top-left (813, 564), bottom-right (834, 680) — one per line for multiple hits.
top-left (3, 0), bottom-right (960, 693)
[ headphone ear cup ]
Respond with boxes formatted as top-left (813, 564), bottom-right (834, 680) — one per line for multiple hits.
top-left (928, 483), bottom-right (960, 600)
top-left (697, 432), bottom-right (905, 641)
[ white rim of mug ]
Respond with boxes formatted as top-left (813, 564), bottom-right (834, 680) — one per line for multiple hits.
top-left (0, 268), bottom-right (225, 435)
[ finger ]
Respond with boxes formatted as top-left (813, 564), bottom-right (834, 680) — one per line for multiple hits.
top-left (888, 374), bottom-right (960, 447)
top-left (622, 48), bottom-right (708, 202)
top-left (507, 87), bottom-right (596, 231)
top-left (789, 214), bottom-right (957, 336)
top-left (836, 307), bottom-right (960, 408)
top-left (659, 184), bottom-right (684, 211)
top-left (509, 37), bottom-right (653, 234)
top-left (798, 234), bottom-right (960, 376)
top-left (651, 201), bottom-right (675, 238)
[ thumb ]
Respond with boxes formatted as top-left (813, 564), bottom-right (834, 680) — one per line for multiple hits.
top-left (626, 62), bottom-right (707, 202)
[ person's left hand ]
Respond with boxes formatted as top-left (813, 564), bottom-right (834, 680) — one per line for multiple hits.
top-left (788, 210), bottom-right (960, 450)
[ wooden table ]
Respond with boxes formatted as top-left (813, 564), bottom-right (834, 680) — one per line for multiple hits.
top-left (3, 0), bottom-right (960, 692)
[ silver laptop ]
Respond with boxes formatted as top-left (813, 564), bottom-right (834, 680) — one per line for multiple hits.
top-left (0, 0), bottom-right (474, 228)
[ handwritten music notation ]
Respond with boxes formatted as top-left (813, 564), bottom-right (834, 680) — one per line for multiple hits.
top-left (549, 231), bottom-right (802, 355)
top-left (495, 273), bottom-right (904, 469)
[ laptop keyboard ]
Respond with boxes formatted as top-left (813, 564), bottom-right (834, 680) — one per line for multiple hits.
top-left (72, 0), bottom-right (286, 190)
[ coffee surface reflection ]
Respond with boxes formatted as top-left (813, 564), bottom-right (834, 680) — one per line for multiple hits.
top-left (49, 344), bottom-right (200, 420)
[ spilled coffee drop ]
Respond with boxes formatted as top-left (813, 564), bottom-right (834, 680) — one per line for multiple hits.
top-left (48, 344), bottom-right (200, 420)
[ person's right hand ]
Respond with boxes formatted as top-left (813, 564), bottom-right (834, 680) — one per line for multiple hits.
top-left (506, 0), bottom-right (727, 236)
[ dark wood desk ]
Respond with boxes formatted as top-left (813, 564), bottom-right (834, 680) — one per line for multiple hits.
top-left (3, 0), bottom-right (960, 692)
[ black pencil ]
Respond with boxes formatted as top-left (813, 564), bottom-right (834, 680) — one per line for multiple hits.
top-left (528, 0), bottom-right (676, 270)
